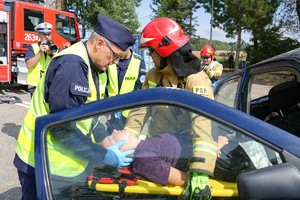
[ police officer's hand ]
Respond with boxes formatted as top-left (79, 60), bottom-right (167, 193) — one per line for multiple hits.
top-left (182, 173), bottom-right (211, 200)
top-left (103, 140), bottom-right (135, 168)
top-left (39, 42), bottom-right (49, 53)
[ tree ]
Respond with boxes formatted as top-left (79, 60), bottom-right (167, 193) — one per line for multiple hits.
top-left (57, 0), bottom-right (141, 33)
top-left (150, 0), bottom-right (201, 37)
top-left (274, 0), bottom-right (300, 41)
top-left (245, 26), bottom-right (300, 65)
top-left (200, 0), bottom-right (280, 71)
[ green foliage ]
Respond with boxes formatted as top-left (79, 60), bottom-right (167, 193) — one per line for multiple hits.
top-left (150, 0), bottom-right (201, 37)
top-left (62, 0), bottom-right (140, 33)
top-left (189, 37), bottom-right (242, 51)
top-left (245, 27), bottom-right (300, 65)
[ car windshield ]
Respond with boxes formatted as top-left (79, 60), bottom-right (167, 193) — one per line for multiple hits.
top-left (44, 103), bottom-right (282, 199)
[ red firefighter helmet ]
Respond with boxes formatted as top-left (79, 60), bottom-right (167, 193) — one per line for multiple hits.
top-left (200, 44), bottom-right (215, 60)
top-left (139, 17), bottom-right (190, 57)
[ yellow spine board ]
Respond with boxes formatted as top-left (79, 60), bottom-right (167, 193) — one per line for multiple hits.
top-left (88, 179), bottom-right (238, 197)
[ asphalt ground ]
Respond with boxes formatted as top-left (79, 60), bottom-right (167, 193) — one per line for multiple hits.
top-left (0, 83), bottom-right (30, 200)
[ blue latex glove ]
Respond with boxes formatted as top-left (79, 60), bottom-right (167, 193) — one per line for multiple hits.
top-left (182, 173), bottom-right (211, 200)
top-left (103, 140), bottom-right (134, 168)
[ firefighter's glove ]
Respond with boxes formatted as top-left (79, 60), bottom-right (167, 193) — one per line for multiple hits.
top-left (182, 173), bottom-right (211, 200)
top-left (103, 140), bottom-right (134, 168)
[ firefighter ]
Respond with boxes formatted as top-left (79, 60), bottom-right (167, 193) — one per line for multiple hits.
top-left (106, 47), bottom-right (146, 133)
top-left (13, 14), bottom-right (136, 200)
top-left (200, 44), bottom-right (223, 88)
top-left (124, 17), bottom-right (218, 200)
top-left (25, 22), bottom-right (58, 97)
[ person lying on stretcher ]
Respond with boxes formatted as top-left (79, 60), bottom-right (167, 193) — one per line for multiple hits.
top-left (101, 129), bottom-right (228, 186)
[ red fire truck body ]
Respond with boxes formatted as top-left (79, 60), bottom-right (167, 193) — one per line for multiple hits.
top-left (0, 0), bottom-right (81, 84)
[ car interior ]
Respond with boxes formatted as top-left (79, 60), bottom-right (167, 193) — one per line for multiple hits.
top-left (264, 80), bottom-right (300, 136)
top-left (250, 80), bottom-right (300, 137)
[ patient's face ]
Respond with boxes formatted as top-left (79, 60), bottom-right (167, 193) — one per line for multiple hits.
top-left (101, 129), bottom-right (138, 151)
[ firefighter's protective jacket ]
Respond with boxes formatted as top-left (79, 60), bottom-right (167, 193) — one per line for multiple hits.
top-left (204, 60), bottom-right (223, 79)
top-left (124, 64), bottom-right (218, 176)
top-left (26, 43), bottom-right (51, 87)
top-left (15, 42), bottom-right (107, 176)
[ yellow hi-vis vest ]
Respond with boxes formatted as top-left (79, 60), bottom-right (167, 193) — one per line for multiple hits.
top-left (107, 52), bottom-right (141, 117)
top-left (15, 41), bottom-right (107, 177)
top-left (26, 43), bottom-right (51, 87)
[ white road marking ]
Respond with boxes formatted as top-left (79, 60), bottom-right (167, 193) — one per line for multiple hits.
top-left (16, 101), bottom-right (30, 108)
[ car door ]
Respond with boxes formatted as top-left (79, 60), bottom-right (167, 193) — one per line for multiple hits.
top-left (215, 50), bottom-right (300, 122)
top-left (34, 88), bottom-right (300, 200)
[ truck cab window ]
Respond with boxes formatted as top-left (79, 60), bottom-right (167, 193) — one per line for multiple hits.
top-left (56, 14), bottom-right (77, 42)
top-left (24, 9), bottom-right (44, 32)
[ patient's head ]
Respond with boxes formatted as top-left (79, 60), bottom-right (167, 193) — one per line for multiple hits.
top-left (101, 129), bottom-right (140, 151)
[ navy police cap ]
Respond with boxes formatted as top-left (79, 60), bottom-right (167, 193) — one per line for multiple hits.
top-left (94, 14), bottom-right (136, 51)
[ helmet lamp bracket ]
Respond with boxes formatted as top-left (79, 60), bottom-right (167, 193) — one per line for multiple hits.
top-left (159, 36), bottom-right (172, 47)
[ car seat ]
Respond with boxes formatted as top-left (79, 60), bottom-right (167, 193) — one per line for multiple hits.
top-left (265, 80), bottom-right (300, 136)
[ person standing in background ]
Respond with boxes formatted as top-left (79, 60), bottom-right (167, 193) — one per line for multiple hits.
top-left (25, 22), bottom-right (58, 97)
top-left (240, 51), bottom-right (247, 69)
top-left (228, 50), bottom-right (235, 71)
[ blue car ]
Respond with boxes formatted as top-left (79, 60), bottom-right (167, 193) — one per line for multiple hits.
top-left (34, 48), bottom-right (300, 199)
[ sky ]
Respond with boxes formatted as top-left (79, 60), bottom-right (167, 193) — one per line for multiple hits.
top-left (136, 0), bottom-right (251, 43)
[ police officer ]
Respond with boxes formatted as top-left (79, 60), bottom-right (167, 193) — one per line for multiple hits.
top-left (14, 14), bottom-right (136, 200)
top-left (200, 44), bottom-right (223, 88)
top-left (106, 47), bottom-right (146, 133)
top-left (124, 17), bottom-right (218, 200)
top-left (25, 22), bottom-right (58, 97)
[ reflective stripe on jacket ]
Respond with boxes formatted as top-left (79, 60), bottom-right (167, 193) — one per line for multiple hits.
top-left (107, 52), bottom-right (140, 117)
top-left (26, 43), bottom-right (51, 86)
top-left (15, 41), bottom-right (107, 177)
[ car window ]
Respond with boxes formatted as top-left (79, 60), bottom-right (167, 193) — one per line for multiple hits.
top-left (249, 70), bottom-right (296, 100)
top-left (248, 70), bottom-right (298, 121)
top-left (215, 77), bottom-right (241, 108)
top-left (43, 103), bottom-right (283, 199)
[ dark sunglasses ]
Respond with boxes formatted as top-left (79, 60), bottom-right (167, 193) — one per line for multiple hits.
top-left (201, 56), bottom-right (211, 59)
top-left (103, 39), bottom-right (123, 61)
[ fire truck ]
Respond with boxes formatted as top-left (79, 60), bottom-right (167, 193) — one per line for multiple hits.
top-left (0, 0), bottom-right (82, 85)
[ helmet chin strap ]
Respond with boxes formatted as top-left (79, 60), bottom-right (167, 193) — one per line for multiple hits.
top-left (158, 57), bottom-right (168, 70)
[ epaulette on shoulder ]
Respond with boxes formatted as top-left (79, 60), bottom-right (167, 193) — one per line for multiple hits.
top-left (133, 53), bottom-right (143, 60)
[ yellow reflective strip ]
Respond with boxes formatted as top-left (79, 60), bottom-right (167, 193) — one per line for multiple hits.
top-left (193, 141), bottom-right (218, 156)
top-left (17, 129), bottom-right (34, 152)
top-left (124, 127), bottom-right (140, 137)
top-left (194, 141), bottom-right (218, 151)
top-left (25, 112), bottom-right (36, 131)
top-left (193, 147), bottom-right (217, 157)
top-left (148, 80), bottom-right (157, 88)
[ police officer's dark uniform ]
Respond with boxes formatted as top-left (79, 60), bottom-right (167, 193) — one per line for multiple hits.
top-left (14, 14), bottom-right (136, 200)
